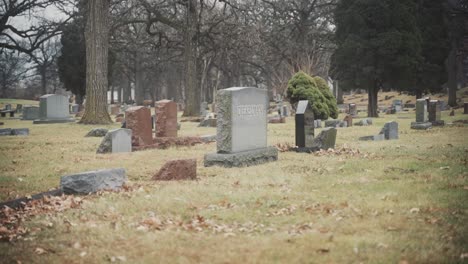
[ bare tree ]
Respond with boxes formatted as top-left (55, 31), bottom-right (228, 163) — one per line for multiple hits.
top-left (80, 0), bottom-right (112, 124)
top-left (0, 51), bottom-right (29, 97)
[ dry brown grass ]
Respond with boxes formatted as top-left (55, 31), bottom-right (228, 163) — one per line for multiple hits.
top-left (0, 100), bottom-right (467, 263)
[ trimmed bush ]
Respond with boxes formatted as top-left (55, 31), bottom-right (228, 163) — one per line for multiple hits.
top-left (287, 71), bottom-right (338, 120)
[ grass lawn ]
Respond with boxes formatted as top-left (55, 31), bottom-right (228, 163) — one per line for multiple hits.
top-left (0, 99), bottom-right (467, 263)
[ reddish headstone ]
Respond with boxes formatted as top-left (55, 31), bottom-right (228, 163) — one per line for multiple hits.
top-left (155, 100), bottom-right (178, 137)
top-left (125, 106), bottom-right (152, 146)
top-left (343, 115), bottom-right (353, 127)
top-left (152, 159), bottom-right (196, 181)
top-left (110, 105), bottom-right (120, 115)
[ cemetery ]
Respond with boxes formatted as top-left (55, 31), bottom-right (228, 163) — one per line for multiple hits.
top-left (0, 87), bottom-right (467, 263)
top-left (1, 0), bottom-right (468, 262)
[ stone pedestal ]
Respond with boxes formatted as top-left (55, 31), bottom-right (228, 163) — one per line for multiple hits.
top-left (155, 100), bottom-right (178, 137)
top-left (204, 87), bottom-right (278, 167)
top-left (33, 94), bottom-right (75, 124)
top-left (125, 106), bottom-right (152, 146)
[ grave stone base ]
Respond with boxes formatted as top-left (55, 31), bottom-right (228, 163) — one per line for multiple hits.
top-left (431, 120), bottom-right (445, 126)
top-left (410, 122), bottom-right (432, 130)
top-left (33, 118), bottom-right (75, 124)
top-left (204, 146), bottom-right (278, 168)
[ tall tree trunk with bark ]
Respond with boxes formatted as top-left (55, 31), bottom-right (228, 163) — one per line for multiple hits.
top-left (182, 0), bottom-right (199, 117)
top-left (80, 0), bottom-right (112, 124)
top-left (447, 39), bottom-right (458, 107)
top-left (367, 81), bottom-right (379, 117)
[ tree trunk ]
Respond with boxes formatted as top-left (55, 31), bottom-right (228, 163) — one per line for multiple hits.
top-left (79, 0), bottom-right (112, 124)
top-left (75, 93), bottom-right (84, 105)
top-left (367, 82), bottom-right (379, 117)
top-left (110, 85), bottom-right (114, 104)
top-left (123, 76), bottom-right (131, 104)
top-left (134, 52), bottom-right (145, 105)
top-left (447, 39), bottom-right (457, 107)
top-left (41, 69), bottom-right (47, 95)
top-left (182, 0), bottom-right (199, 117)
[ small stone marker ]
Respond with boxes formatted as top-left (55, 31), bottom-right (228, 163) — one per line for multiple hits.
top-left (204, 87), bottom-right (278, 167)
top-left (155, 100), bottom-right (178, 137)
top-left (343, 115), bottom-right (353, 127)
top-left (311, 127), bottom-right (337, 150)
top-left (33, 94), bottom-right (75, 124)
top-left (325, 119), bottom-right (341, 128)
top-left (464, 102), bottom-right (468, 114)
top-left (153, 159), bottom-right (197, 181)
top-left (0, 128), bottom-right (29, 136)
top-left (60, 168), bottom-right (127, 194)
top-left (314, 119), bottom-right (322, 128)
top-left (16, 104), bottom-right (23, 113)
top-left (380, 121), bottom-right (398, 140)
top-left (359, 121), bottom-right (398, 141)
top-left (4, 104), bottom-right (11, 110)
top-left (411, 99), bottom-right (432, 130)
top-left (349, 103), bottom-right (357, 116)
top-left (85, 128), bottom-right (108, 137)
top-left (428, 100), bottom-right (444, 126)
top-left (282, 105), bottom-right (289, 117)
top-left (96, 129), bottom-right (132, 154)
top-left (354, 118), bottom-right (373, 126)
top-left (295, 100), bottom-right (314, 148)
top-left (125, 106), bottom-right (153, 146)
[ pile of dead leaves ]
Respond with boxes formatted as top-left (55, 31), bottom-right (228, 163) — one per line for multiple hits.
top-left (275, 142), bottom-right (294, 152)
top-left (313, 146), bottom-right (380, 159)
top-left (0, 195), bottom-right (84, 242)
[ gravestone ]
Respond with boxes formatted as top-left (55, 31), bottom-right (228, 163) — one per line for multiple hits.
top-left (200, 101), bottom-right (208, 117)
top-left (204, 87), bottom-right (278, 167)
top-left (380, 121), bottom-right (398, 140)
top-left (125, 106), bottom-right (152, 146)
top-left (16, 104), bottom-right (23, 113)
top-left (33, 94), bottom-right (75, 124)
top-left (314, 119), bottom-right (322, 128)
top-left (393, 99), bottom-right (403, 112)
top-left (60, 168), bottom-right (127, 194)
top-left (21, 106), bottom-right (40, 120)
top-left (325, 119), bottom-right (341, 128)
top-left (354, 118), bottom-right (372, 126)
top-left (343, 115), bottom-right (353, 127)
top-left (4, 104), bottom-right (11, 110)
top-left (155, 100), bottom-right (178, 137)
top-left (349, 103), bottom-right (357, 116)
top-left (70, 104), bottom-right (80, 114)
top-left (96, 129), bottom-right (132, 154)
top-left (311, 127), bottom-right (337, 150)
top-left (282, 105), bottom-right (289, 117)
top-left (295, 100), bottom-right (314, 148)
top-left (411, 99), bottom-right (432, 130)
top-left (85, 128), bottom-right (108, 137)
top-left (438, 100), bottom-right (446, 111)
top-left (428, 100), bottom-right (444, 126)
top-left (464, 102), bottom-right (468, 114)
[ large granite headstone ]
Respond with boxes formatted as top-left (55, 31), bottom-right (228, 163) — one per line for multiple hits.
top-left (125, 106), bottom-right (152, 146)
top-left (428, 100), bottom-right (444, 126)
top-left (21, 106), bottom-right (40, 120)
top-left (33, 94), bottom-right (74, 124)
top-left (204, 87), bottom-right (278, 167)
top-left (96, 129), bottom-right (132, 154)
top-left (155, 100), bottom-right (178, 137)
top-left (295, 100), bottom-right (314, 148)
top-left (411, 99), bottom-right (432, 130)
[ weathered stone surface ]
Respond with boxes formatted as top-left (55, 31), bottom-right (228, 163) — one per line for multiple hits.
top-left (325, 119), bottom-right (341, 128)
top-left (60, 168), bottom-right (127, 194)
top-left (85, 128), bottom-right (108, 137)
top-left (343, 115), bottom-right (353, 127)
top-left (97, 129), bottom-right (132, 154)
top-left (428, 100), bottom-right (442, 124)
top-left (312, 127), bottom-right (337, 149)
top-left (314, 119), bottom-right (322, 128)
top-left (354, 118), bottom-right (373, 126)
top-left (339, 121), bottom-right (348, 128)
top-left (379, 121), bottom-right (398, 140)
top-left (411, 122), bottom-right (432, 130)
top-left (153, 159), bottom-right (197, 181)
top-left (155, 100), bottom-right (178, 137)
top-left (295, 100), bottom-right (314, 148)
top-left (204, 147), bottom-right (278, 168)
top-left (216, 87), bottom-right (268, 153)
top-left (349, 103), bottom-right (357, 116)
top-left (11, 128), bottom-right (29, 136)
top-left (33, 94), bottom-right (75, 124)
top-left (125, 106), bottom-right (152, 146)
top-left (0, 128), bottom-right (11, 135)
top-left (0, 128), bottom-right (29, 136)
top-left (22, 106), bottom-right (40, 120)
top-left (359, 134), bottom-right (385, 141)
top-left (416, 99), bottom-right (428, 122)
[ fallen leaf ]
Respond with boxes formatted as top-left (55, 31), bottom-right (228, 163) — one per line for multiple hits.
top-left (35, 247), bottom-right (46, 255)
